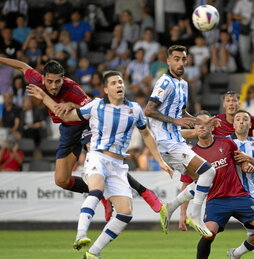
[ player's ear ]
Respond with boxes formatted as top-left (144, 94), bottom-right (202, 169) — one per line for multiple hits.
top-left (104, 87), bottom-right (108, 94)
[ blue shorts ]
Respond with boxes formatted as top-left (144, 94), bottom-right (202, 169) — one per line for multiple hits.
top-left (56, 123), bottom-right (91, 159)
top-left (204, 196), bottom-right (254, 231)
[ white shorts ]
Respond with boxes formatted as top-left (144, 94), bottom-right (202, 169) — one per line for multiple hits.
top-left (83, 151), bottom-right (132, 199)
top-left (161, 143), bottom-right (196, 175)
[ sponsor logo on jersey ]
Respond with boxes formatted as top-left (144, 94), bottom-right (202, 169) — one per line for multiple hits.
top-left (155, 88), bottom-right (164, 98)
top-left (211, 157), bottom-right (227, 169)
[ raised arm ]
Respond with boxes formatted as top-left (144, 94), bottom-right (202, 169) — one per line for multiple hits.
top-left (27, 84), bottom-right (81, 122)
top-left (0, 57), bottom-right (32, 73)
top-left (144, 100), bottom-right (196, 128)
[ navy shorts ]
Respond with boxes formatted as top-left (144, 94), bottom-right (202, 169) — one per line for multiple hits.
top-left (204, 196), bottom-right (254, 231)
top-left (56, 123), bottom-right (91, 159)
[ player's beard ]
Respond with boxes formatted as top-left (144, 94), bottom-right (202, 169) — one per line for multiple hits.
top-left (172, 67), bottom-right (184, 77)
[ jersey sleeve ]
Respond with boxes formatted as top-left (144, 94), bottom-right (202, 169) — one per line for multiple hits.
top-left (135, 103), bottom-right (147, 129)
top-left (24, 68), bottom-right (43, 87)
top-left (76, 99), bottom-right (95, 120)
top-left (149, 76), bottom-right (171, 105)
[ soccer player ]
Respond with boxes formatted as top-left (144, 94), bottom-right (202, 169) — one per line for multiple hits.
top-left (144, 45), bottom-right (218, 237)
top-left (183, 91), bottom-right (254, 138)
top-left (0, 57), bottom-right (163, 221)
top-left (27, 71), bottom-right (173, 259)
top-left (172, 111), bottom-right (254, 259)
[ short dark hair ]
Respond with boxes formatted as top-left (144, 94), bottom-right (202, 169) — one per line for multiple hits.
top-left (222, 90), bottom-right (240, 100)
top-left (233, 109), bottom-right (252, 120)
top-left (102, 71), bottom-right (122, 87)
top-left (167, 45), bottom-right (187, 56)
top-left (195, 110), bottom-right (211, 117)
top-left (42, 60), bottom-right (65, 76)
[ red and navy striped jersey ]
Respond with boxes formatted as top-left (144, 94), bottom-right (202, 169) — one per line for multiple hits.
top-left (25, 68), bottom-right (91, 125)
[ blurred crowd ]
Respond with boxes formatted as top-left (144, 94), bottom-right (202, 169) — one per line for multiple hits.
top-left (0, 0), bottom-right (254, 172)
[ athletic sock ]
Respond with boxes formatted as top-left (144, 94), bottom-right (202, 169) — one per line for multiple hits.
top-left (168, 181), bottom-right (195, 212)
top-left (234, 240), bottom-right (254, 257)
top-left (127, 173), bottom-right (146, 194)
top-left (76, 189), bottom-right (103, 239)
top-left (88, 213), bottom-right (132, 255)
top-left (66, 176), bottom-right (89, 193)
top-left (192, 162), bottom-right (215, 218)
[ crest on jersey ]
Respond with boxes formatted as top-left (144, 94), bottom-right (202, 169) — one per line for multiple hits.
top-left (218, 147), bottom-right (224, 153)
top-left (129, 109), bottom-right (133, 114)
top-left (182, 153), bottom-right (187, 158)
top-left (155, 88), bottom-right (164, 98)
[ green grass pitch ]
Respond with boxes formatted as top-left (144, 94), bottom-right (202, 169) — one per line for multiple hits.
top-left (0, 229), bottom-right (253, 259)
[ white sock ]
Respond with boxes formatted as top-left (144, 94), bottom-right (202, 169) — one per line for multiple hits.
top-left (234, 240), bottom-right (254, 257)
top-left (192, 163), bottom-right (215, 218)
top-left (88, 213), bottom-right (132, 255)
top-left (76, 194), bottom-right (101, 239)
top-left (168, 182), bottom-right (195, 212)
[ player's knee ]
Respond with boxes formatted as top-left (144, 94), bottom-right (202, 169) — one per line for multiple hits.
top-left (55, 175), bottom-right (70, 188)
top-left (196, 162), bottom-right (216, 181)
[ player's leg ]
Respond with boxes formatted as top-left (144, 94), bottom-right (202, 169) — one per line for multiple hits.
top-left (55, 153), bottom-right (89, 193)
top-left (84, 156), bottom-right (132, 258)
top-left (160, 181), bottom-right (195, 233)
top-left (127, 173), bottom-right (162, 212)
top-left (74, 172), bottom-right (105, 250)
top-left (187, 155), bottom-right (216, 219)
top-left (228, 221), bottom-right (254, 258)
top-left (86, 196), bottom-right (132, 258)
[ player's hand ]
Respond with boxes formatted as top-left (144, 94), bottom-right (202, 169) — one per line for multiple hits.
top-left (179, 214), bottom-right (188, 231)
top-left (241, 161), bottom-right (254, 173)
top-left (234, 150), bottom-right (252, 163)
top-left (54, 103), bottom-right (73, 117)
top-left (159, 160), bottom-right (174, 178)
top-left (26, 84), bottom-right (45, 100)
top-left (173, 118), bottom-right (196, 128)
top-left (195, 116), bottom-right (221, 127)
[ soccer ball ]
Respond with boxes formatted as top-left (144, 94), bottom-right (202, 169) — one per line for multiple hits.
top-left (192, 5), bottom-right (220, 32)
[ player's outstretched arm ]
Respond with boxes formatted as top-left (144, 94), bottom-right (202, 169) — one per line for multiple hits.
top-left (27, 84), bottom-right (81, 122)
top-left (145, 100), bottom-right (196, 128)
top-left (0, 57), bottom-right (32, 73)
top-left (139, 127), bottom-right (173, 177)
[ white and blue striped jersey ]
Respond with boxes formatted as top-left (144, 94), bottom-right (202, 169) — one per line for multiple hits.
top-left (148, 73), bottom-right (188, 152)
top-left (77, 97), bottom-right (146, 156)
top-left (227, 133), bottom-right (254, 197)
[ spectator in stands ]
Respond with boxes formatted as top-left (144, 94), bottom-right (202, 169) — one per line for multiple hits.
top-left (189, 35), bottom-right (210, 77)
top-left (133, 27), bottom-right (160, 64)
top-left (0, 92), bottom-right (21, 140)
top-left (0, 27), bottom-right (22, 59)
top-left (125, 48), bottom-right (150, 97)
top-left (114, 0), bottom-right (145, 24)
top-left (12, 14), bottom-right (31, 44)
top-left (110, 24), bottom-right (131, 69)
top-left (19, 96), bottom-right (47, 146)
top-left (1, 0), bottom-right (28, 29)
top-left (232, 0), bottom-right (253, 72)
top-left (42, 10), bottom-right (59, 44)
top-left (63, 10), bottom-right (92, 57)
top-left (210, 29), bottom-right (238, 73)
top-left (0, 137), bottom-right (24, 171)
top-left (145, 46), bottom-right (168, 87)
top-left (140, 5), bottom-right (154, 37)
top-left (22, 33), bottom-right (42, 67)
top-left (183, 53), bottom-right (202, 113)
top-left (55, 30), bottom-right (77, 72)
top-left (242, 85), bottom-right (254, 115)
top-left (0, 52), bottom-right (13, 94)
top-left (12, 75), bottom-right (26, 107)
top-left (76, 57), bottom-right (96, 92)
top-left (119, 9), bottom-right (140, 44)
top-left (88, 71), bottom-right (104, 98)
